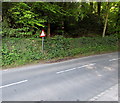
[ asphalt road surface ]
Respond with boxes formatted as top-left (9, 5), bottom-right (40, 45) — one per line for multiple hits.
top-left (0, 52), bottom-right (119, 101)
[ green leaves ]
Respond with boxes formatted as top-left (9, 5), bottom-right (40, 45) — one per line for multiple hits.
top-left (2, 35), bottom-right (118, 67)
top-left (2, 2), bottom-right (119, 38)
top-left (8, 2), bottom-right (46, 37)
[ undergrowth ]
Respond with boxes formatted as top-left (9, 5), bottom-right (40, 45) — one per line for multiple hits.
top-left (2, 35), bottom-right (118, 68)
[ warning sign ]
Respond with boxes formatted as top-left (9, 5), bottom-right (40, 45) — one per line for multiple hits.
top-left (40, 30), bottom-right (46, 37)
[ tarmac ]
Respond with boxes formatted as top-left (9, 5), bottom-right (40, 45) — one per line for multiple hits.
top-left (90, 84), bottom-right (118, 101)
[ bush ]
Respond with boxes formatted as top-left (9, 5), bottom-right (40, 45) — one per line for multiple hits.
top-left (44, 35), bottom-right (71, 59)
top-left (2, 19), bottom-right (17, 37)
top-left (2, 35), bottom-right (118, 67)
top-left (2, 38), bottom-right (44, 66)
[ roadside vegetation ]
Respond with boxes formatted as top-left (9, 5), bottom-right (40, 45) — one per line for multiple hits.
top-left (2, 35), bottom-right (118, 68)
top-left (1, 2), bottom-right (120, 68)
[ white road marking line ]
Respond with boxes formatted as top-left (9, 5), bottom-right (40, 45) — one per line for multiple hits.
top-left (89, 84), bottom-right (118, 101)
top-left (93, 97), bottom-right (99, 99)
top-left (56, 63), bottom-right (96, 74)
top-left (78, 65), bottom-right (86, 68)
top-left (78, 63), bottom-right (96, 68)
top-left (89, 98), bottom-right (96, 101)
top-left (56, 68), bottom-right (76, 74)
top-left (3, 69), bottom-right (8, 71)
top-left (0, 80), bottom-right (28, 89)
top-left (64, 68), bottom-right (76, 72)
top-left (109, 87), bottom-right (113, 90)
top-left (109, 58), bottom-right (120, 61)
top-left (89, 63), bottom-right (96, 66)
top-left (97, 94), bottom-right (102, 97)
top-left (89, 91), bottom-right (105, 101)
top-left (100, 92), bottom-right (105, 95)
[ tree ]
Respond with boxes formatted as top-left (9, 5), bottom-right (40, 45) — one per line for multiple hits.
top-left (10, 3), bottom-right (46, 35)
top-left (2, 2), bottom-right (119, 38)
top-left (106, 2), bottom-right (120, 35)
top-left (102, 2), bottom-right (109, 37)
top-left (31, 2), bottom-right (68, 37)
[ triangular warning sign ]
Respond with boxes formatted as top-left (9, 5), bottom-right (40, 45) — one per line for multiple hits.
top-left (40, 30), bottom-right (46, 37)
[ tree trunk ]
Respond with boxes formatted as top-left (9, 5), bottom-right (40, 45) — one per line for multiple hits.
top-left (97, 2), bottom-right (101, 17)
top-left (47, 23), bottom-right (50, 37)
top-left (102, 13), bottom-right (108, 37)
top-left (102, 2), bottom-right (109, 37)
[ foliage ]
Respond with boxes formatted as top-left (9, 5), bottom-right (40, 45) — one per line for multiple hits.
top-left (6, 2), bottom-right (46, 37)
top-left (107, 2), bottom-right (120, 35)
top-left (44, 35), bottom-right (71, 58)
top-left (2, 38), bottom-right (43, 66)
top-left (2, 35), bottom-right (118, 67)
top-left (1, 2), bottom-right (119, 68)
top-left (35, 2), bottom-right (67, 23)
top-left (9, 3), bottom-right (46, 27)
top-left (2, 19), bottom-right (17, 37)
top-left (2, 2), bottom-right (120, 37)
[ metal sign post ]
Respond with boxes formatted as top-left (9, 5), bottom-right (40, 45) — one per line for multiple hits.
top-left (42, 37), bottom-right (44, 52)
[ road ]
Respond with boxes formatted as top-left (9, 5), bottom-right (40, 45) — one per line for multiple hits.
top-left (0, 52), bottom-right (119, 101)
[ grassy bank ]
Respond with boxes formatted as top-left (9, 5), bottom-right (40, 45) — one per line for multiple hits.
top-left (2, 35), bottom-right (118, 68)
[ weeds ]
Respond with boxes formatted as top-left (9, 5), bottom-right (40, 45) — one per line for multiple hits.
top-left (2, 35), bottom-right (118, 67)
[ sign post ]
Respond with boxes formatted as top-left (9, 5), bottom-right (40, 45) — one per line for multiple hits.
top-left (40, 30), bottom-right (46, 53)
top-left (42, 37), bottom-right (44, 52)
